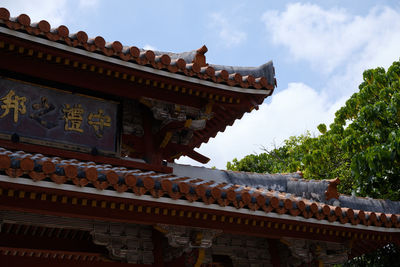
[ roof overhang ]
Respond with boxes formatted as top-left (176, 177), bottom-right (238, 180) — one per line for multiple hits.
top-left (0, 26), bottom-right (272, 96)
top-left (1, 174), bottom-right (398, 234)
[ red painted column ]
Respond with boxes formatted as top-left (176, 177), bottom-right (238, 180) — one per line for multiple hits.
top-left (152, 228), bottom-right (165, 267)
top-left (267, 239), bottom-right (281, 267)
top-left (142, 109), bottom-right (162, 165)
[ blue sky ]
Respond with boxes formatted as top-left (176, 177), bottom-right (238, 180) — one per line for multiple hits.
top-left (3, 0), bottom-right (400, 169)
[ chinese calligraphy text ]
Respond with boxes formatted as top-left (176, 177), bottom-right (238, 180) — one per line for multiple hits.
top-left (0, 90), bottom-right (26, 123)
top-left (0, 77), bottom-right (118, 154)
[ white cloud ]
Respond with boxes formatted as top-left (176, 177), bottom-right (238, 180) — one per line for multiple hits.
top-left (2, 0), bottom-right (68, 26)
top-left (262, 4), bottom-right (400, 75)
top-left (2, 0), bottom-right (100, 27)
top-left (180, 4), bottom-right (400, 169)
top-left (143, 44), bottom-right (157, 51)
top-left (78, 0), bottom-right (99, 9)
top-left (209, 12), bottom-right (247, 47)
top-left (178, 82), bottom-right (340, 169)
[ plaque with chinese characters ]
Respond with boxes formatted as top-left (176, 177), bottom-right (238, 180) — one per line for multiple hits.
top-left (0, 77), bottom-right (118, 155)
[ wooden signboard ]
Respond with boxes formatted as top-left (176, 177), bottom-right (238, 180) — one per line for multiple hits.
top-left (0, 77), bottom-right (119, 155)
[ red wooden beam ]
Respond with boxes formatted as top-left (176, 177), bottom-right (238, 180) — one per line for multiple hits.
top-left (0, 232), bottom-right (106, 254)
top-left (183, 149), bottom-right (210, 164)
top-left (164, 143), bottom-right (210, 164)
top-left (0, 254), bottom-right (149, 267)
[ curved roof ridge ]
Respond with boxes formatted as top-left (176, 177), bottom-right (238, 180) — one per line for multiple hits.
top-left (149, 45), bottom-right (207, 62)
top-left (209, 61), bottom-right (275, 86)
top-left (339, 195), bottom-right (400, 214)
top-left (150, 49), bottom-right (197, 62)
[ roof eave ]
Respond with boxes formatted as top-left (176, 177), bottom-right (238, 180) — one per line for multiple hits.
top-left (0, 26), bottom-right (272, 96)
top-left (1, 174), bottom-right (398, 234)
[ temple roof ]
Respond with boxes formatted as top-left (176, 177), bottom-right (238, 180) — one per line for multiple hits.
top-left (0, 5), bottom-right (399, 238)
top-left (1, 146), bottom-right (399, 231)
top-left (0, 7), bottom-right (275, 91)
top-left (0, 7), bottom-right (279, 163)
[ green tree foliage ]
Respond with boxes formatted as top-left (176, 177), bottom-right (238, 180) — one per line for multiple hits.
top-left (226, 134), bottom-right (310, 174)
top-left (331, 61), bottom-right (400, 200)
top-left (343, 244), bottom-right (399, 267)
top-left (227, 59), bottom-right (400, 201)
top-left (227, 60), bottom-right (400, 265)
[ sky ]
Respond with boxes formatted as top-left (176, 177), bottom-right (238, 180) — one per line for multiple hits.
top-left (3, 0), bottom-right (400, 169)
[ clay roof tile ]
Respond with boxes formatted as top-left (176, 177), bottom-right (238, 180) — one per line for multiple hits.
top-left (122, 46), bottom-right (140, 58)
top-left (105, 41), bottom-right (123, 53)
top-left (88, 36), bottom-right (106, 49)
top-left (69, 31), bottom-right (88, 44)
top-left (50, 25), bottom-right (69, 38)
top-left (0, 7), bottom-right (10, 20)
top-left (30, 20), bottom-right (50, 33)
top-left (15, 14), bottom-right (30, 26)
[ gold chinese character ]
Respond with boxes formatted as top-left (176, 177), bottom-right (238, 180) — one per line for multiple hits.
top-left (63, 104), bottom-right (84, 133)
top-left (88, 109), bottom-right (111, 138)
top-left (0, 90), bottom-right (27, 123)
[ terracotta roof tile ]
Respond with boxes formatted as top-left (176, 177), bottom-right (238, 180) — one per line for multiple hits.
top-left (0, 7), bottom-right (275, 91)
top-left (1, 146), bottom-right (399, 229)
